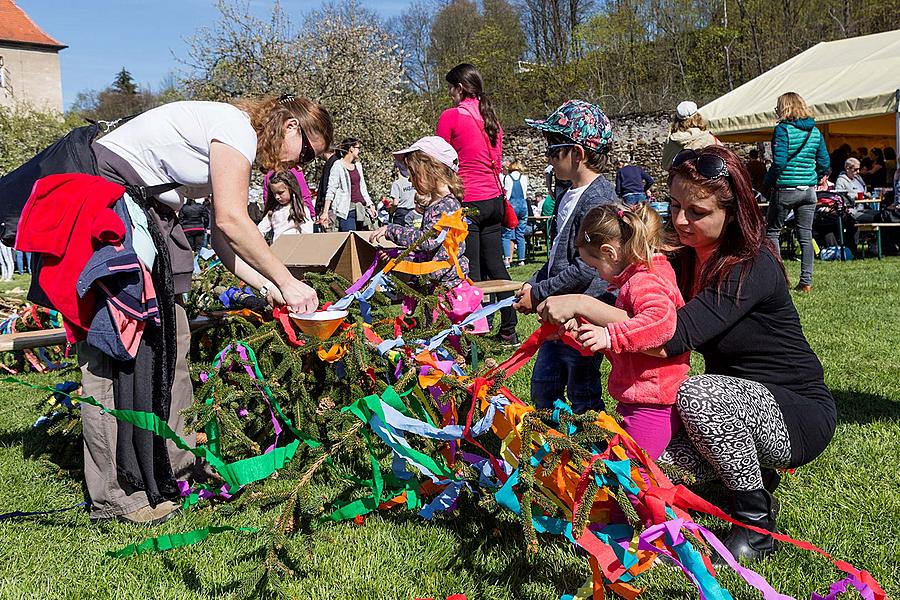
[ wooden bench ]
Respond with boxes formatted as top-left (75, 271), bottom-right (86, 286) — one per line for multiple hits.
top-left (856, 223), bottom-right (900, 259)
top-left (475, 279), bottom-right (523, 295)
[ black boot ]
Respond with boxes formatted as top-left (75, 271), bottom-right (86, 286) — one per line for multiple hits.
top-left (716, 489), bottom-right (778, 565)
top-left (761, 468), bottom-right (782, 519)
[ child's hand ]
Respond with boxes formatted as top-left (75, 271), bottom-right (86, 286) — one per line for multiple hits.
top-left (369, 226), bottom-right (389, 245)
top-left (536, 294), bottom-right (581, 325)
top-left (576, 323), bottom-right (610, 353)
top-left (513, 283), bottom-right (535, 313)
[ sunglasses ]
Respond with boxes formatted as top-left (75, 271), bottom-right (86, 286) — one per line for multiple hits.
top-left (545, 143), bottom-right (577, 158)
top-left (279, 94), bottom-right (317, 165)
top-left (671, 149), bottom-right (729, 180)
top-left (298, 127), bottom-right (316, 165)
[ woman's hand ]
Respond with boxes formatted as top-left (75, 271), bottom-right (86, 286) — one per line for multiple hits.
top-left (576, 323), bottom-right (611, 353)
top-left (278, 278), bottom-right (319, 314)
top-left (369, 226), bottom-right (389, 246)
top-left (319, 213), bottom-right (331, 229)
top-left (367, 205), bottom-right (378, 220)
top-left (536, 294), bottom-right (583, 325)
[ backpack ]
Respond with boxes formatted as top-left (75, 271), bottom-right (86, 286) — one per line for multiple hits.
top-left (0, 123), bottom-right (102, 246)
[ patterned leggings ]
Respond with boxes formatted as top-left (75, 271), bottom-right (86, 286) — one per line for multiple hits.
top-left (660, 375), bottom-right (792, 492)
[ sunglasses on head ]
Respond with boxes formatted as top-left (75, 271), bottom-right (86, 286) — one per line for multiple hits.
top-left (672, 149), bottom-right (729, 180)
top-left (545, 143), bottom-right (577, 158)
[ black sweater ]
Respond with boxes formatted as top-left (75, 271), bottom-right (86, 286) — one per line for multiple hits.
top-left (664, 248), bottom-right (836, 466)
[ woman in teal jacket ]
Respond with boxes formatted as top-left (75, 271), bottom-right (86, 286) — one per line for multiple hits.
top-left (763, 92), bottom-right (830, 293)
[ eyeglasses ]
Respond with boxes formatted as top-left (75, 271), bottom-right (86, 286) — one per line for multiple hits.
top-left (545, 143), bottom-right (576, 158)
top-left (279, 94), bottom-right (317, 165)
top-left (671, 149), bottom-right (729, 180)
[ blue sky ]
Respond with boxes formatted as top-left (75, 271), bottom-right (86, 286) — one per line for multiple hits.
top-left (17, 0), bottom-right (411, 109)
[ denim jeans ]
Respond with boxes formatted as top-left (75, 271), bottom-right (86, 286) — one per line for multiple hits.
top-left (531, 339), bottom-right (605, 414)
top-left (14, 250), bottom-right (31, 274)
top-left (766, 187), bottom-right (816, 285)
top-left (501, 206), bottom-right (528, 262)
top-left (622, 192), bottom-right (647, 206)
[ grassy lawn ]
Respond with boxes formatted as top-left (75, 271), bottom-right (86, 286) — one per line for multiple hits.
top-left (0, 257), bottom-right (898, 599)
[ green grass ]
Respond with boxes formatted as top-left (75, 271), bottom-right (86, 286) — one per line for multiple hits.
top-left (1, 258), bottom-right (899, 599)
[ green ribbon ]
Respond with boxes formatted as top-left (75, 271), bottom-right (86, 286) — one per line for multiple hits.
top-left (5, 374), bottom-right (309, 490)
top-left (107, 526), bottom-right (257, 558)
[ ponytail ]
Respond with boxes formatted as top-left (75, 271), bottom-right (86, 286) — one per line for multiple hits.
top-left (576, 203), bottom-right (677, 268)
top-left (478, 93), bottom-right (500, 147)
top-left (445, 63), bottom-right (500, 147)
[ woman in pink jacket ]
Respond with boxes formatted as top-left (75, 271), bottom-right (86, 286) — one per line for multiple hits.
top-left (566, 202), bottom-right (688, 460)
top-left (436, 63), bottom-right (518, 343)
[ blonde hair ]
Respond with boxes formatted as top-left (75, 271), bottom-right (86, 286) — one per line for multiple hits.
top-left (508, 160), bottom-right (525, 173)
top-left (232, 95), bottom-right (334, 172)
top-left (404, 151), bottom-right (465, 202)
top-left (776, 92), bottom-right (813, 121)
top-left (576, 203), bottom-right (678, 268)
top-left (671, 112), bottom-right (709, 134)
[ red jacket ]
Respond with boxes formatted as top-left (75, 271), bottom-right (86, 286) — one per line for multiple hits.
top-left (16, 173), bottom-right (125, 342)
top-left (605, 254), bottom-right (690, 406)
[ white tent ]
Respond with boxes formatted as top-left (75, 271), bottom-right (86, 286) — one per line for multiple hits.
top-left (699, 29), bottom-right (900, 151)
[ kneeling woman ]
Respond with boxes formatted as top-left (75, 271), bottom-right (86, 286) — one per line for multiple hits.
top-left (538, 146), bottom-right (836, 562)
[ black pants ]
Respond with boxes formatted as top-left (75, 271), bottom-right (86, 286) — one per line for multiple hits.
top-left (184, 231), bottom-right (205, 252)
top-left (463, 195), bottom-right (517, 336)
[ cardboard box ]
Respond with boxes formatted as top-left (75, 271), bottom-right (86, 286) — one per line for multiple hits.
top-left (271, 232), bottom-right (394, 283)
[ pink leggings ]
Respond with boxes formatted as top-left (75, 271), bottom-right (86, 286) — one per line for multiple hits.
top-left (616, 403), bottom-right (681, 460)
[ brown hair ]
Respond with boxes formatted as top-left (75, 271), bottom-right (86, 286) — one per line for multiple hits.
top-left (404, 151), bottom-right (465, 202)
top-left (508, 160), bottom-right (525, 173)
top-left (546, 132), bottom-right (609, 174)
top-left (667, 145), bottom-right (785, 296)
top-left (671, 112), bottom-right (709, 134)
top-left (776, 92), bottom-right (813, 121)
top-left (232, 95), bottom-right (333, 172)
top-left (264, 171), bottom-right (308, 224)
top-left (576, 203), bottom-right (677, 268)
top-left (445, 63), bottom-right (501, 147)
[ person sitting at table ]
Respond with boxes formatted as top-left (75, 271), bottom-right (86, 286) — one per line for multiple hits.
top-left (834, 157), bottom-right (866, 199)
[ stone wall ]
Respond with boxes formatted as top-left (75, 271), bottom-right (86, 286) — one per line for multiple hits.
top-left (503, 113), bottom-right (753, 198)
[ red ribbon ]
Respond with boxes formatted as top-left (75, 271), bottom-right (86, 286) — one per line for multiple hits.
top-left (272, 306), bottom-right (305, 347)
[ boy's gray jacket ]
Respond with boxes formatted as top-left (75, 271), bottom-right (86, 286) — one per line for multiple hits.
top-left (528, 175), bottom-right (617, 304)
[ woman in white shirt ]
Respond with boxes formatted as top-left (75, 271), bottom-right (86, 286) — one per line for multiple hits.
top-left (320, 138), bottom-right (377, 231)
top-left (82, 95), bottom-right (332, 525)
top-left (833, 157), bottom-right (867, 199)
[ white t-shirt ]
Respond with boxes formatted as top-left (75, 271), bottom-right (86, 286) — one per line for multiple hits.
top-left (390, 175), bottom-right (417, 210)
top-left (257, 204), bottom-right (314, 240)
top-left (548, 184), bottom-right (587, 269)
top-left (95, 101), bottom-right (258, 210)
top-left (503, 171), bottom-right (529, 201)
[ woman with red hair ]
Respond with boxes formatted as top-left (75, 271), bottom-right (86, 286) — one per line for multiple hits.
top-left (536, 146), bottom-right (836, 564)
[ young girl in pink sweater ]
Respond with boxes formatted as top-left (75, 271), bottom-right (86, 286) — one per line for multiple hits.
top-left (572, 203), bottom-right (689, 459)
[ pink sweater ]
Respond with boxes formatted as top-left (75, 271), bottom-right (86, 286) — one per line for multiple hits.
top-left (436, 97), bottom-right (504, 202)
top-left (605, 254), bottom-right (690, 406)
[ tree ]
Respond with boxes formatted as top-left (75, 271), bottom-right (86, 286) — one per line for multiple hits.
top-left (0, 105), bottom-right (82, 175)
top-left (181, 0), bottom-right (429, 195)
top-left (112, 68), bottom-right (138, 95)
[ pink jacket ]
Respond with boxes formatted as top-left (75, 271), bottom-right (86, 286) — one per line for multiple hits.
top-left (605, 254), bottom-right (690, 406)
top-left (436, 97), bottom-right (504, 202)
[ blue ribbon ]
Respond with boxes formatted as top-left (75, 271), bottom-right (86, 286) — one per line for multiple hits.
top-left (0, 501), bottom-right (88, 521)
top-left (330, 271), bottom-right (391, 323)
top-left (424, 295), bottom-right (516, 351)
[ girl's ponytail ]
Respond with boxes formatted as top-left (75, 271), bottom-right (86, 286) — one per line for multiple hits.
top-left (577, 203), bottom-right (677, 268)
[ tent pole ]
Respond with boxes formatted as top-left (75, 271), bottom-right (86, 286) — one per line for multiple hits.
top-left (895, 90), bottom-right (899, 162)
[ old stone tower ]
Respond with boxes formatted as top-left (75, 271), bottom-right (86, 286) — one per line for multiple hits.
top-left (0, 0), bottom-right (66, 112)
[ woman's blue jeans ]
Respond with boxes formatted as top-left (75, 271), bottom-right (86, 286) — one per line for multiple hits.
top-left (766, 187), bottom-right (816, 285)
top-left (501, 201), bottom-right (530, 262)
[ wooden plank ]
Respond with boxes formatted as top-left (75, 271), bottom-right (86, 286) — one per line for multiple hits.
top-left (0, 316), bottom-right (221, 352)
top-left (857, 223), bottom-right (900, 231)
top-left (475, 279), bottom-right (523, 295)
top-left (0, 328), bottom-right (67, 352)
